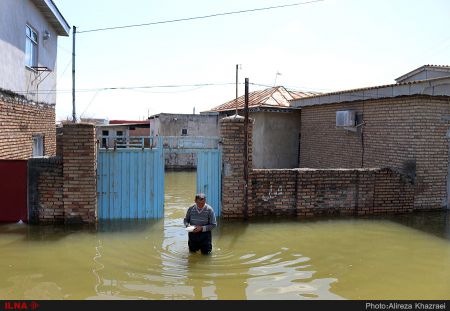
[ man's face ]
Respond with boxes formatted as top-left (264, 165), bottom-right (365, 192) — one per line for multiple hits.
top-left (196, 198), bottom-right (206, 209)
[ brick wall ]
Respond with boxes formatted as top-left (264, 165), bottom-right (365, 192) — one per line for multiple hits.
top-left (249, 170), bottom-right (297, 216)
top-left (299, 95), bottom-right (450, 210)
top-left (220, 115), bottom-right (253, 218)
top-left (62, 123), bottom-right (97, 223)
top-left (220, 116), bottom-right (415, 218)
top-left (0, 90), bottom-right (56, 159)
top-left (244, 168), bottom-right (413, 218)
top-left (28, 157), bottom-right (64, 224)
top-left (297, 168), bottom-right (414, 217)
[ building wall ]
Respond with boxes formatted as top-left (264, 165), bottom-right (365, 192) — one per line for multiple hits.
top-left (299, 95), bottom-right (450, 210)
top-left (157, 113), bottom-right (220, 136)
top-left (0, 91), bottom-right (56, 159)
top-left (0, 0), bottom-right (59, 104)
top-left (219, 116), bottom-right (415, 218)
top-left (252, 111), bottom-right (301, 169)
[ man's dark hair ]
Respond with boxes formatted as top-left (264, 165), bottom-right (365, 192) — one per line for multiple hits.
top-left (195, 193), bottom-right (206, 200)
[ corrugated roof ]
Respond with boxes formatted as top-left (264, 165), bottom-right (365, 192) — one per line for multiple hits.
top-left (208, 86), bottom-right (319, 112)
top-left (291, 76), bottom-right (450, 107)
top-left (395, 64), bottom-right (450, 83)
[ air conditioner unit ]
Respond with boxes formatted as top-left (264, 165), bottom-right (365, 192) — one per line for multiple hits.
top-left (336, 110), bottom-right (356, 127)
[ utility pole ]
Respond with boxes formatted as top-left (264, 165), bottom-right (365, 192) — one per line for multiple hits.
top-left (243, 77), bottom-right (249, 220)
top-left (235, 64), bottom-right (239, 116)
top-left (72, 26), bottom-right (76, 123)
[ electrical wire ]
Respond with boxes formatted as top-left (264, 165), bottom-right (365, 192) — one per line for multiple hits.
top-left (12, 82), bottom-right (237, 94)
top-left (77, 0), bottom-right (323, 34)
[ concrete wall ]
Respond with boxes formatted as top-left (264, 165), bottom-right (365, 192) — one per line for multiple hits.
top-left (252, 111), bottom-right (301, 169)
top-left (151, 113), bottom-right (220, 136)
top-left (0, 90), bottom-right (56, 159)
top-left (299, 95), bottom-right (450, 210)
top-left (0, 0), bottom-right (59, 104)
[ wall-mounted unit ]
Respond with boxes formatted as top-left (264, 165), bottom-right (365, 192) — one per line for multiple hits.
top-left (336, 110), bottom-right (356, 127)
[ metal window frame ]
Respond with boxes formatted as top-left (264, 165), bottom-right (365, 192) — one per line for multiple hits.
top-left (25, 24), bottom-right (38, 68)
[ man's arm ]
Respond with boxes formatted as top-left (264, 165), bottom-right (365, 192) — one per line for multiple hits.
top-left (183, 206), bottom-right (192, 227)
top-left (202, 207), bottom-right (217, 232)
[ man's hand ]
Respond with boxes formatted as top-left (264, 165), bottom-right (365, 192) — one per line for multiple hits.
top-left (193, 225), bottom-right (202, 233)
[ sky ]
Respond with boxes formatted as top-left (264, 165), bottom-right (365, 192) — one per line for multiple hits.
top-left (52, 0), bottom-right (450, 122)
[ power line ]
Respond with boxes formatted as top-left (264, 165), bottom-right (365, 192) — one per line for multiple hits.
top-left (12, 82), bottom-right (237, 94)
top-left (77, 0), bottom-right (323, 34)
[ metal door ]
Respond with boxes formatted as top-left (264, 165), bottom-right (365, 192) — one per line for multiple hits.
top-left (97, 137), bottom-right (164, 219)
top-left (196, 150), bottom-right (221, 216)
top-left (0, 160), bottom-right (28, 222)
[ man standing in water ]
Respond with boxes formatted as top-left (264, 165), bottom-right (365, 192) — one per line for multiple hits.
top-left (184, 193), bottom-right (217, 255)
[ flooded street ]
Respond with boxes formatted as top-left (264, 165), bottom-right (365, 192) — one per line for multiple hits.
top-left (1, 170), bottom-right (450, 300)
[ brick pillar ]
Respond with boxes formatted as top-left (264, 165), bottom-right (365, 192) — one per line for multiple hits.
top-left (62, 123), bottom-right (97, 223)
top-left (220, 115), bottom-right (253, 218)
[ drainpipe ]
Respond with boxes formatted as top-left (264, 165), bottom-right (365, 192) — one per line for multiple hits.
top-left (243, 78), bottom-right (249, 220)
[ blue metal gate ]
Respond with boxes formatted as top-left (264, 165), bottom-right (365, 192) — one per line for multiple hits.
top-left (97, 136), bottom-right (221, 220)
top-left (97, 137), bottom-right (164, 219)
top-left (197, 150), bottom-right (221, 216)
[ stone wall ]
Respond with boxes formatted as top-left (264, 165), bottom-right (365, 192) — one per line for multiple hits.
top-left (0, 90), bottom-right (56, 159)
top-left (299, 95), bottom-right (450, 210)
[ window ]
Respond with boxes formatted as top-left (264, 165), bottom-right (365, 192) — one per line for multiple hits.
top-left (116, 131), bottom-right (123, 136)
top-left (102, 130), bottom-right (109, 148)
top-left (181, 128), bottom-right (188, 136)
top-left (32, 135), bottom-right (44, 157)
top-left (25, 25), bottom-right (38, 68)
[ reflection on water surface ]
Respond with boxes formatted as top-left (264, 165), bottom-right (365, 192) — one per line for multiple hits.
top-left (0, 171), bottom-right (450, 300)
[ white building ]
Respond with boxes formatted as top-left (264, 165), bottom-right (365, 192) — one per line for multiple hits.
top-left (0, 0), bottom-right (70, 104)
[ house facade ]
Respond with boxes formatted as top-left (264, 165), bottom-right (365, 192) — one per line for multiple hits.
top-left (149, 113), bottom-right (220, 169)
top-left (95, 120), bottom-right (150, 148)
top-left (291, 65), bottom-right (450, 210)
top-left (0, 0), bottom-right (69, 159)
top-left (208, 86), bottom-right (318, 169)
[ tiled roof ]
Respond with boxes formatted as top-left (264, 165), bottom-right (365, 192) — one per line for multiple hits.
top-left (208, 86), bottom-right (319, 112)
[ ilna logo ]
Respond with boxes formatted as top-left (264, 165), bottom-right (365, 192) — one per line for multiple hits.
top-left (4, 302), bottom-right (39, 310)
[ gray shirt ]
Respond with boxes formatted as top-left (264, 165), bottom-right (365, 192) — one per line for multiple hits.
top-left (183, 203), bottom-right (217, 232)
